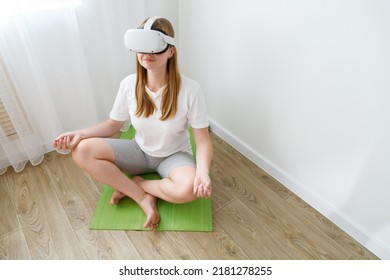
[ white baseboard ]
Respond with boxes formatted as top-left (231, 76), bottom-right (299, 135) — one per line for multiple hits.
top-left (209, 118), bottom-right (389, 259)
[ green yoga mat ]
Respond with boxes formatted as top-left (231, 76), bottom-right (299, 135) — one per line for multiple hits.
top-left (90, 126), bottom-right (212, 231)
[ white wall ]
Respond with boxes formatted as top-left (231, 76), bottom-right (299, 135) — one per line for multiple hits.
top-left (179, 0), bottom-right (390, 259)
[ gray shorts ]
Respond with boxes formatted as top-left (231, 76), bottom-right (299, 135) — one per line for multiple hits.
top-left (103, 138), bottom-right (195, 178)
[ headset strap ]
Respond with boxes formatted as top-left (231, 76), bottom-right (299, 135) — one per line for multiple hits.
top-left (144, 16), bottom-right (161, 30)
top-left (144, 16), bottom-right (175, 46)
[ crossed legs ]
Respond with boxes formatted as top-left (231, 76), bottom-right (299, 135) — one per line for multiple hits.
top-left (71, 138), bottom-right (197, 230)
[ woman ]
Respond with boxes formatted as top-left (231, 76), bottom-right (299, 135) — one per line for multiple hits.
top-left (53, 17), bottom-right (213, 230)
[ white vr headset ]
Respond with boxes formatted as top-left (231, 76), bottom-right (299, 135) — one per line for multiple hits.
top-left (124, 16), bottom-right (175, 54)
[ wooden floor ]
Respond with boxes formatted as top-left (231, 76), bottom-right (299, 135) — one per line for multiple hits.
top-left (0, 132), bottom-right (378, 260)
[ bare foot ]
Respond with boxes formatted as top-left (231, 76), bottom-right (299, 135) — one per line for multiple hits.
top-left (109, 176), bottom-right (144, 205)
top-left (109, 190), bottom-right (127, 205)
top-left (139, 193), bottom-right (160, 230)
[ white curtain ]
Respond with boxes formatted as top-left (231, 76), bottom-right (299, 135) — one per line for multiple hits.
top-left (0, 0), bottom-right (162, 175)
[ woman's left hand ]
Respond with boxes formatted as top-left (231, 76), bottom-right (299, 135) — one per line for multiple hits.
top-left (193, 172), bottom-right (212, 198)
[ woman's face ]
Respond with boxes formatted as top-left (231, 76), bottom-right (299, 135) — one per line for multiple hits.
top-left (137, 46), bottom-right (175, 71)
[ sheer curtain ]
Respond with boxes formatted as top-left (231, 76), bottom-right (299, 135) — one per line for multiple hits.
top-left (0, 0), bottom-right (165, 175)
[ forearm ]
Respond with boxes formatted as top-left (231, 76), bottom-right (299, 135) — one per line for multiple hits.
top-left (77, 119), bottom-right (123, 140)
top-left (195, 136), bottom-right (213, 175)
top-left (192, 127), bottom-right (213, 198)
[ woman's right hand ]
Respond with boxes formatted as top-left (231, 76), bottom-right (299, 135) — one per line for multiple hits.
top-left (52, 119), bottom-right (123, 153)
top-left (52, 132), bottom-right (83, 151)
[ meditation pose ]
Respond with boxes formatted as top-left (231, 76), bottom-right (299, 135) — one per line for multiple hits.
top-left (53, 16), bottom-right (213, 230)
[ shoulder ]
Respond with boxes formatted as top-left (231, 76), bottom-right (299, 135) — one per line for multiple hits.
top-left (119, 73), bottom-right (137, 89)
top-left (180, 75), bottom-right (202, 92)
top-left (116, 74), bottom-right (137, 98)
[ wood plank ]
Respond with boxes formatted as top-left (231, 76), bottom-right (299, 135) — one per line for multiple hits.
top-left (215, 199), bottom-right (303, 259)
top-left (126, 231), bottom-right (197, 259)
top-left (211, 133), bottom-right (292, 199)
top-left (6, 163), bottom-right (86, 259)
top-left (43, 152), bottom-right (101, 230)
top-left (286, 193), bottom-right (379, 259)
top-left (209, 161), bottom-right (236, 212)
top-left (0, 175), bottom-right (20, 238)
top-left (75, 225), bottom-right (141, 259)
top-left (217, 160), bottom-right (352, 259)
top-left (177, 222), bottom-right (249, 259)
top-left (0, 229), bottom-right (31, 259)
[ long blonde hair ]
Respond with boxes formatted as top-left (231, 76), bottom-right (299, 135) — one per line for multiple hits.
top-left (135, 17), bottom-right (181, 121)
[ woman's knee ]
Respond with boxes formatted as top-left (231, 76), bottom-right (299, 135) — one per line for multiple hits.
top-left (72, 139), bottom-right (92, 165)
top-left (179, 182), bottom-right (197, 203)
top-left (171, 171), bottom-right (197, 203)
top-left (72, 138), bottom-right (113, 166)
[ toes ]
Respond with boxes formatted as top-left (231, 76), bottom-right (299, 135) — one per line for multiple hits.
top-left (144, 218), bottom-right (160, 230)
top-left (143, 214), bottom-right (160, 230)
top-left (109, 191), bottom-right (126, 205)
top-left (150, 223), bottom-right (159, 231)
top-left (144, 223), bottom-right (159, 231)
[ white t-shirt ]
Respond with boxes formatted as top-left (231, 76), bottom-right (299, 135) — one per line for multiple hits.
top-left (110, 74), bottom-right (209, 157)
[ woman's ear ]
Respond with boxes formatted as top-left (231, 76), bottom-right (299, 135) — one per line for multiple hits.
top-left (169, 46), bottom-right (176, 58)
